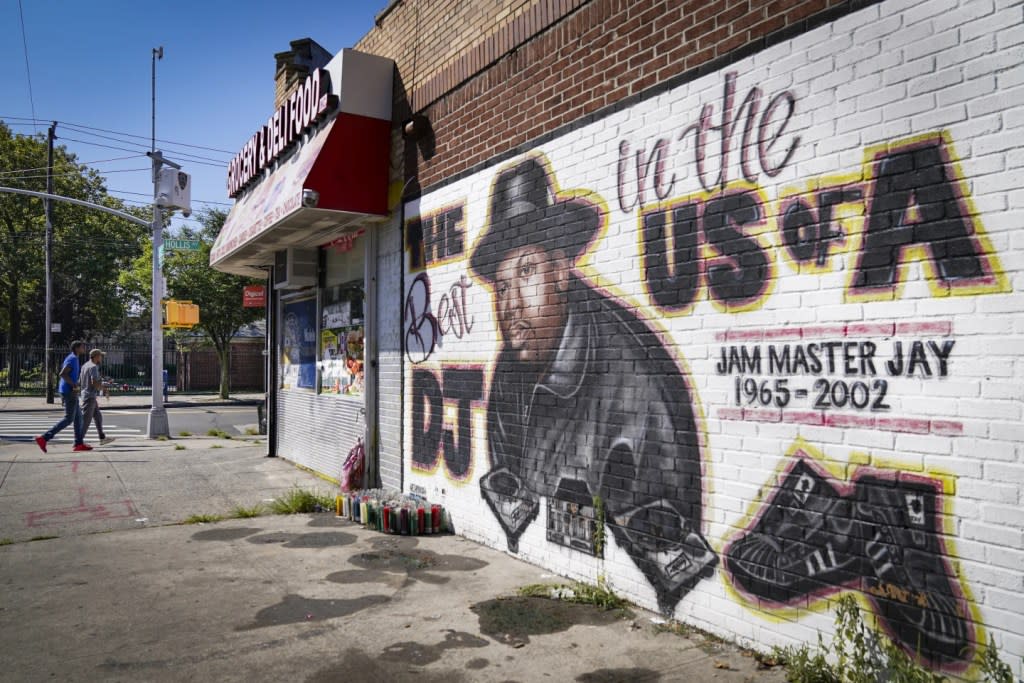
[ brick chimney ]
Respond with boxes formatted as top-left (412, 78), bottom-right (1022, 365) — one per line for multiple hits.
top-left (274, 38), bottom-right (333, 108)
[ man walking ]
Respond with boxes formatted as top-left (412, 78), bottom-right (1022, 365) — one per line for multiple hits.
top-left (80, 348), bottom-right (115, 446)
top-left (35, 340), bottom-right (92, 453)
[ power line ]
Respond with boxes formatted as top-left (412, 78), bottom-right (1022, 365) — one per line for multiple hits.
top-left (0, 155), bottom-right (147, 176)
top-left (55, 136), bottom-right (226, 168)
top-left (112, 195), bottom-right (233, 209)
top-left (58, 124), bottom-right (231, 164)
top-left (3, 168), bottom-right (149, 181)
top-left (16, 1), bottom-right (37, 134)
top-left (57, 136), bottom-right (155, 156)
top-left (6, 131), bottom-right (227, 170)
top-left (59, 122), bottom-right (234, 156)
top-left (1, 115), bottom-right (234, 155)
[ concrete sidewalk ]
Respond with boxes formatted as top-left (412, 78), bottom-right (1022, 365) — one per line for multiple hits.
top-left (0, 437), bottom-right (789, 682)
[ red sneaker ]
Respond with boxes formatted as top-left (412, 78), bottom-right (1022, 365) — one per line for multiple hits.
top-left (73, 443), bottom-right (93, 452)
top-left (34, 435), bottom-right (47, 453)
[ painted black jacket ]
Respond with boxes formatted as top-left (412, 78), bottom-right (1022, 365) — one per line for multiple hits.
top-left (480, 276), bottom-right (717, 611)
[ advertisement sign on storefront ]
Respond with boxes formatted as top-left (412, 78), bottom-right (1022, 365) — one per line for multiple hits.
top-left (243, 284), bottom-right (267, 308)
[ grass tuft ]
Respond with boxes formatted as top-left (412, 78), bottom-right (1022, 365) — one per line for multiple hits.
top-left (184, 513), bottom-right (222, 524)
top-left (518, 575), bottom-right (631, 615)
top-left (244, 427), bottom-right (259, 436)
top-left (267, 488), bottom-right (334, 514)
top-left (0, 538), bottom-right (13, 546)
top-left (206, 428), bottom-right (232, 439)
top-left (174, 444), bottom-right (186, 450)
top-left (230, 504), bottom-right (264, 519)
top-left (178, 430), bottom-right (192, 437)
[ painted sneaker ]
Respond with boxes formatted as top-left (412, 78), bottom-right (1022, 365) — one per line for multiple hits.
top-left (34, 435), bottom-right (47, 453)
top-left (100, 437), bottom-right (116, 445)
top-left (854, 475), bottom-right (973, 666)
top-left (73, 443), bottom-right (94, 452)
top-left (724, 458), bottom-right (861, 604)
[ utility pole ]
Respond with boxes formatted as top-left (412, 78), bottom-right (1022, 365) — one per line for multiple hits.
top-left (147, 46), bottom-right (169, 439)
top-left (44, 122), bottom-right (56, 404)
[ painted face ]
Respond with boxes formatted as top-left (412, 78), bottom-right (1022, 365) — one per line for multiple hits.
top-left (493, 245), bottom-right (569, 366)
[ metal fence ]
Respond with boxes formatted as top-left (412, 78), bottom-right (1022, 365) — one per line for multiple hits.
top-left (0, 345), bottom-right (177, 395)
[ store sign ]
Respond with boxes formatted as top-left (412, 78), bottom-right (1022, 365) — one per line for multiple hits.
top-left (243, 284), bottom-right (267, 308)
top-left (227, 68), bottom-right (338, 198)
top-left (325, 228), bottom-right (365, 253)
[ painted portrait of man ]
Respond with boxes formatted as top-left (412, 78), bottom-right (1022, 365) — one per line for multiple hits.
top-left (471, 155), bottom-right (717, 612)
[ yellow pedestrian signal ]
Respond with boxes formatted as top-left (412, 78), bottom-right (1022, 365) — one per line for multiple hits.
top-left (164, 300), bottom-right (200, 328)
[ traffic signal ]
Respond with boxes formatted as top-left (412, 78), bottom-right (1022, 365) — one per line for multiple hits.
top-left (164, 300), bottom-right (200, 328)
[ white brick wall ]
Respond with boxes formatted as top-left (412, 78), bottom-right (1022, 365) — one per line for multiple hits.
top-left (398, 0), bottom-right (1024, 677)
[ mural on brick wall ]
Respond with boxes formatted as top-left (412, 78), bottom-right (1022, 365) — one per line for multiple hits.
top-left (469, 157), bottom-right (716, 612)
top-left (403, 48), bottom-right (1014, 673)
top-left (724, 442), bottom-right (973, 667)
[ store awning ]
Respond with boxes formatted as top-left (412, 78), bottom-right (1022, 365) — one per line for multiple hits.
top-left (210, 112), bottom-right (390, 277)
top-left (211, 48), bottom-right (394, 278)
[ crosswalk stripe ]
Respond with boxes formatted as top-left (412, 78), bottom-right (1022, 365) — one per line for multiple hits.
top-left (0, 414), bottom-right (141, 442)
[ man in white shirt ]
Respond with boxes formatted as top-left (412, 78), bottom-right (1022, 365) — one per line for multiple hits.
top-left (79, 349), bottom-right (114, 446)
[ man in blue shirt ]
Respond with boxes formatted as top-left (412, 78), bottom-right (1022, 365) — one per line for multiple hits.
top-left (35, 340), bottom-right (92, 452)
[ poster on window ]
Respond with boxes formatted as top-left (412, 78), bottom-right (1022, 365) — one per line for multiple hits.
top-left (281, 297), bottom-right (317, 389)
top-left (320, 326), bottom-right (365, 395)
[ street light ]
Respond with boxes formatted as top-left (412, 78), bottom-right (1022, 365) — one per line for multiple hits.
top-left (147, 46), bottom-right (169, 439)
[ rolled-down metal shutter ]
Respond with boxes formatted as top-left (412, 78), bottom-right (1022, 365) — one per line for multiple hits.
top-left (276, 390), bottom-right (364, 480)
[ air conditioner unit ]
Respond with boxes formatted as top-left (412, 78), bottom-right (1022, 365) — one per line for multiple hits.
top-left (156, 168), bottom-right (192, 217)
top-left (274, 248), bottom-right (317, 290)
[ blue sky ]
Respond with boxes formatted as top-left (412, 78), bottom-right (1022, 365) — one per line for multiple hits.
top-left (0, 0), bottom-right (384, 233)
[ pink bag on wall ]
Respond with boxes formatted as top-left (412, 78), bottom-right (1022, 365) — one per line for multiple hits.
top-left (340, 438), bottom-right (365, 492)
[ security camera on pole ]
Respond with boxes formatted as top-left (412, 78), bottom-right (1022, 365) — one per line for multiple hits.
top-left (146, 149), bottom-right (192, 438)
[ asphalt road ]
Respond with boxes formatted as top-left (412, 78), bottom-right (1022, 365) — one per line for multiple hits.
top-left (0, 405), bottom-right (260, 445)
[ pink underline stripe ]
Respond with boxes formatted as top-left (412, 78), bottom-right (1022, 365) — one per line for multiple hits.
top-left (717, 408), bottom-right (962, 435)
top-left (714, 320), bottom-right (953, 342)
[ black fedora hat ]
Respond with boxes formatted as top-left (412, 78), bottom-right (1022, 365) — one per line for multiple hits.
top-left (469, 157), bottom-right (601, 283)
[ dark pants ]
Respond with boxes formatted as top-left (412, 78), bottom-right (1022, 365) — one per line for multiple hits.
top-left (44, 389), bottom-right (83, 445)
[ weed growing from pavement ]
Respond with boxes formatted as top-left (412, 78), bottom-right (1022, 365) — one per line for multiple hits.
top-left (653, 620), bottom-right (692, 637)
top-left (156, 435), bottom-right (169, 441)
top-left (592, 495), bottom-right (605, 557)
top-left (178, 431), bottom-right (192, 437)
top-left (519, 575), bottom-right (632, 616)
top-left (230, 504), bottom-right (264, 519)
top-left (244, 427), bottom-right (259, 435)
top-left (772, 593), bottom-right (1015, 683)
top-left (977, 636), bottom-right (1015, 682)
top-left (184, 513), bottom-right (223, 524)
top-left (174, 444), bottom-right (186, 450)
top-left (0, 538), bottom-right (13, 545)
top-left (210, 444), bottom-right (223, 449)
top-left (206, 428), bottom-right (232, 439)
top-left (267, 488), bottom-right (334, 514)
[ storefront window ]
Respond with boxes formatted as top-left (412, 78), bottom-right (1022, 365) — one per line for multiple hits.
top-left (280, 294), bottom-right (318, 390)
top-left (320, 239), bottom-right (365, 396)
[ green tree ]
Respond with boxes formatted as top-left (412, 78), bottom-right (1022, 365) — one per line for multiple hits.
top-left (164, 209), bottom-right (261, 398)
top-left (0, 121), bottom-right (148, 387)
